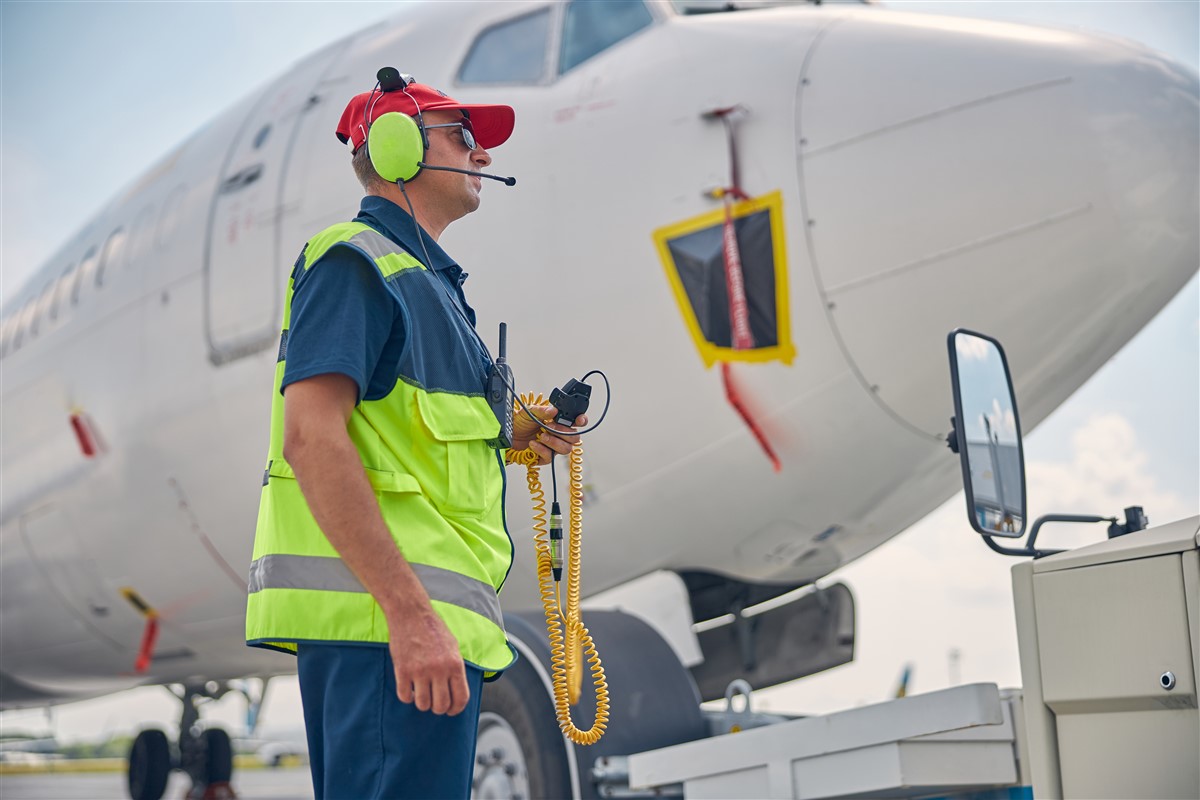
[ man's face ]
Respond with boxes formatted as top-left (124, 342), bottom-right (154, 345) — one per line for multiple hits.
top-left (417, 108), bottom-right (493, 220)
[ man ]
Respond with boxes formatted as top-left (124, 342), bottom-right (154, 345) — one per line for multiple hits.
top-left (245, 75), bottom-right (583, 799)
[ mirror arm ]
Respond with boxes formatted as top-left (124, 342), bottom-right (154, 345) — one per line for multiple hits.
top-left (982, 513), bottom-right (1119, 559)
top-left (980, 533), bottom-right (1058, 558)
top-left (1027, 513), bottom-right (1112, 550)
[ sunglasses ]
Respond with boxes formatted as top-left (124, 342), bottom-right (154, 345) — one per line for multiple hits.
top-left (424, 120), bottom-right (477, 151)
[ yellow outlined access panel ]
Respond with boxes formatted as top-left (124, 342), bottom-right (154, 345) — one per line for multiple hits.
top-left (653, 191), bottom-right (794, 369)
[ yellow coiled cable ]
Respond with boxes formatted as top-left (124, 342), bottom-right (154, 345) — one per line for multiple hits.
top-left (506, 394), bottom-right (609, 745)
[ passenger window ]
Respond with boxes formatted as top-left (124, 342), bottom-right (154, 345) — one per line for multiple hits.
top-left (3, 315), bottom-right (18, 355)
top-left (459, 8), bottom-right (552, 85)
top-left (53, 263), bottom-right (76, 320)
top-left (72, 247), bottom-right (99, 306)
top-left (560, 0), bottom-right (653, 74)
top-left (32, 281), bottom-right (55, 336)
top-left (156, 186), bottom-right (186, 250)
top-left (95, 228), bottom-right (126, 288)
top-left (130, 204), bottom-right (155, 264)
top-left (13, 297), bottom-right (36, 350)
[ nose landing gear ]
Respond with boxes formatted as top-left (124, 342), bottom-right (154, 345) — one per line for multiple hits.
top-left (126, 682), bottom-right (238, 800)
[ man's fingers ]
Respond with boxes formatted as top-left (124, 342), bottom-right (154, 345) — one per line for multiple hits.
top-left (537, 430), bottom-right (578, 453)
top-left (395, 670), bottom-right (414, 705)
top-left (449, 666), bottom-right (470, 716)
top-left (430, 678), bottom-right (452, 716)
top-left (529, 440), bottom-right (552, 465)
top-left (522, 404), bottom-right (556, 423)
top-left (412, 678), bottom-right (432, 713)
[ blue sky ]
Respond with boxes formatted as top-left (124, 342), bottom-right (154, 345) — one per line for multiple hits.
top-left (1, 0), bottom-right (1196, 743)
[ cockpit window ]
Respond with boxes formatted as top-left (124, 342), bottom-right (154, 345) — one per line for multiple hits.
top-left (459, 8), bottom-right (552, 85)
top-left (560, 1), bottom-right (653, 75)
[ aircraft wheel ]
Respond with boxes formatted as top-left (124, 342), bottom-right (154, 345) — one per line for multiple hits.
top-left (203, 728), bottom-right (233, 784)
top-left (475, 659), bottom-right (571, 799)
top-left (128, 728), bottom-right (171, 800)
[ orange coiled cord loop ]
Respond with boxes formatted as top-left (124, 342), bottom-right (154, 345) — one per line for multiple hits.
top-left (506, 393), bottom-right (609, 745)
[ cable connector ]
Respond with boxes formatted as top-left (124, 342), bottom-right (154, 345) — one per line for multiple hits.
top-left (549, 501), bottom-right (564, 582)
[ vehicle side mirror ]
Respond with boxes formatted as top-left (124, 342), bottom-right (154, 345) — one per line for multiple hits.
top-left (947, 330), bottom-right (1027, 538)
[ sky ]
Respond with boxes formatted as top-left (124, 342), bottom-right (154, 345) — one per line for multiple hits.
top-left (1, 0), bottom-right (1197, 746)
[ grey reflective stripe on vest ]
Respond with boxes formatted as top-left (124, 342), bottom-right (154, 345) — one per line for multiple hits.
top-left (247, 554), bottom-right (502, 628)
top-left (347, 228), bottom-right (393, 259)
top-left (341, 228), bottom-right (424, 279)
top-left (347, 228), bottom-right (413, 263)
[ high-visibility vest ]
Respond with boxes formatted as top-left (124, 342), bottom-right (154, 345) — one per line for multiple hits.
top-left (245, 221), bottom-right (515, 675)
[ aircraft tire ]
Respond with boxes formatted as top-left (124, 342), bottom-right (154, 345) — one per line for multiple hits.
top-left (203, 728), bottom-right (234, 783)
top-left (128, 728), bottom-right (171, 800)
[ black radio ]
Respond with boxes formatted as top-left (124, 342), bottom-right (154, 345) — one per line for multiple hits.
top-left (485, 323), bottom-right (514, 450)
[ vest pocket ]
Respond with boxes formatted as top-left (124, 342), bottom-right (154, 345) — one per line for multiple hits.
top-left (413, 391), bottom-right (502, 518)
top-left (363, 467), bottom-right (421, 494)
top-left (265, 459), bottom-right (420, 495)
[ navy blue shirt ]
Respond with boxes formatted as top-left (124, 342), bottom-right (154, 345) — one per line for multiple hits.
top-left (282, 196), bottom-right (480, 403)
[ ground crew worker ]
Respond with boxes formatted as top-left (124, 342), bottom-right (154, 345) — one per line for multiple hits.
top-left (245, 72), bottom-right (584, 799)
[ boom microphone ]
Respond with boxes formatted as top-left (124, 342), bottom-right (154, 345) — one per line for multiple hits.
top-left (417, 162), bottom-right (516, 186)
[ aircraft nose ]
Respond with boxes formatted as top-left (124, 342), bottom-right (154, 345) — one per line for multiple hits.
top-left (796, 12), bottom-right (1199, 437)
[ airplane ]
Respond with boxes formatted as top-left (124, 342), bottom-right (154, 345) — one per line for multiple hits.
top-left (1, 0), bottom-right (1196, 797)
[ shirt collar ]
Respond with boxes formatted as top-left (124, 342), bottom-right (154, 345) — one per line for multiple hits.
top-left (356, 195), bottom-right (458, 273)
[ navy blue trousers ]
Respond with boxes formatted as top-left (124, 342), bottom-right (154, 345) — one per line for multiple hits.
top-left (297, 644), bottom-right (484, 800)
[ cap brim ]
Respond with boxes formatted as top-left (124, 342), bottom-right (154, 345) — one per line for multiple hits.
top-left (424, 101), bottom-right (515, 149)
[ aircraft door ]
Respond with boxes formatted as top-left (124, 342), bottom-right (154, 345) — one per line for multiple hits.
top-left (204, 42), bottom-right (349, 365)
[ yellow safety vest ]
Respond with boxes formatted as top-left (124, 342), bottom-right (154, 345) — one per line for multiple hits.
top-left (245, 221), bottom-right (515, 675)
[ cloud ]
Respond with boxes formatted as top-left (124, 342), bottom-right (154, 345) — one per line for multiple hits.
top-left (955, 334), bottom-right (991, 361)
top-left (1026, 412), bottom-right (1190, 546)
top-left (984, 398), bottom-right (1018, 439)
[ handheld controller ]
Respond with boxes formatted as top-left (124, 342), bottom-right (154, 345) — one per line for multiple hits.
top-left (550, 379), bottom-right (591, 426)
top-left (485, 324), bottom-right (514, 450)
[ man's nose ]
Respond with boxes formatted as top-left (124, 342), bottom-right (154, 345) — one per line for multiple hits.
top-left (472, 146), bottom-right (492, 168)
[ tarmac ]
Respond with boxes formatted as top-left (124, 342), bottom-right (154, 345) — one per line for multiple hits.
top-left (0, 766), bottom-right (314, 799)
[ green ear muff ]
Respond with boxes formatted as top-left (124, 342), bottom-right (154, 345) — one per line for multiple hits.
top-left (367, 112), bottom-right (424, 183)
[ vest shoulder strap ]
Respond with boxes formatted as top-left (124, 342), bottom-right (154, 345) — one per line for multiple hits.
top-left (303, 222), bottom-right (426, 279)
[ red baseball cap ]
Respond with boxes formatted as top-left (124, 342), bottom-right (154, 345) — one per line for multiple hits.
top-left (336, 80), bottom-right (515, 154)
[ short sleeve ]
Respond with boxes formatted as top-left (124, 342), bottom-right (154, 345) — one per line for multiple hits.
top-left (281, 245), bottom-right (394, 403)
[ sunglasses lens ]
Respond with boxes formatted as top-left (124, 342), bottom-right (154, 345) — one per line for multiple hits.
top-left (461, 126), bottom-right (477, 150)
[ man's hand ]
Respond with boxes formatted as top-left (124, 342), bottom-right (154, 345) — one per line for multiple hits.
top-left (387, 608), bottom-right (470, 716)
top-left (510, 404), bottom-right (587, 465)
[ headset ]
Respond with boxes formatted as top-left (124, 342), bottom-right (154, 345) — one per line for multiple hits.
top-left (362, 67), bottom-right (515, 186)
